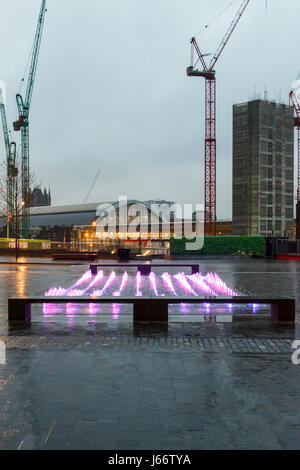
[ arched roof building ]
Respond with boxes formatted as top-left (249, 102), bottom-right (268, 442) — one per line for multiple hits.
top-left (29, 200), bottom-right (177, 242)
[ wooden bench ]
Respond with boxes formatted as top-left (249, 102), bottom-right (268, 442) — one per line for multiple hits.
top-left (90, 264), bottom-right (200, 276)
top-left (8, 296), bottom-right (295, 325)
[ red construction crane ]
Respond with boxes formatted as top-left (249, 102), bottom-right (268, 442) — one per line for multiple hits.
top-left (289, 90), bottom-right (300, 203)
top-left (187, 0), bottom-right (250, 236)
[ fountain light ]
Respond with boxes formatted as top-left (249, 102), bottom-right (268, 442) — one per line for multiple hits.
top-left (252, 303), bottom-right (259, 314)
top-left (88, 303), bottom-right (98, 316)
top-left (66, 303), bottom-right (77, 315)
top-left (42, 303), bottom-right (62, 315)
top-left (180, 302), bottom-right (190, 314)
top-left (112, 303), bottom-right (120, 319)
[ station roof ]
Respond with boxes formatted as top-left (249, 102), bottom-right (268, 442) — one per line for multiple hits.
top-left (29, 200), bottom-right (176, 229)
top-left (30, 202), bottom-right (107, 216)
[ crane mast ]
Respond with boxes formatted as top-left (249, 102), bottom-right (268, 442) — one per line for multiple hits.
top-left (0, 87), bottom-right (17, 237)
top-left (289, 90), bottom-right (300, 203)
top-left (187, 0), bottom-right (250, 236)
top-left (13, 0), bottom-right (47, 237)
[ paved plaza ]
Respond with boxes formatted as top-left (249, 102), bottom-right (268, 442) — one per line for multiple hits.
top-left (0, 258), bottom-right (300, 450)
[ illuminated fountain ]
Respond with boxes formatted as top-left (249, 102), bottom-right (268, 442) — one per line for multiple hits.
top-left (41, 268), bottom-right (266, 321)
top-left (45, 269), bottom-right (239, 299)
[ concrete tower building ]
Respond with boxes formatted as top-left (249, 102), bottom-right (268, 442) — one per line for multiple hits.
top-left (232, 99), bottom-right (294, 238)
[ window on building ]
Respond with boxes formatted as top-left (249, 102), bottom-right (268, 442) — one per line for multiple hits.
top-left (261, 154), bottom-right (267, 164)
top-left (285, 144), bottom-right (294, 155)
top-left (260, 182), bottom-right (267, 192)
top-left (260, 167), bottom-right (267, 178)
top-left (260, 207), bottom-right (266, 217)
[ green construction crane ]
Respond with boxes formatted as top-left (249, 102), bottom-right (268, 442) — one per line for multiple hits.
top-left (0, 86), bottom-right (17, 238)
top-left (13, 0), bottom-right (47, 237)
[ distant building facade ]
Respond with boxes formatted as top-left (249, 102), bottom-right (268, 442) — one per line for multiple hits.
top-left (29, 187), bottom-right (51, 208)
top-left (232, 99), bottom-right (294, 238)
top-left (29, 200), bottom-right (179, 244)
top-left (216, 220), bottom-right (232, 236)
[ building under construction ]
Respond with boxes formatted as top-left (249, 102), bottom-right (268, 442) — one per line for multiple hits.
top-left (232, 99), bottom-right (294, 238)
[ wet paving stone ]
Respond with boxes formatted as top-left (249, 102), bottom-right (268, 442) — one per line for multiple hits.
top-left (0, 258), bottom-right (300, 449)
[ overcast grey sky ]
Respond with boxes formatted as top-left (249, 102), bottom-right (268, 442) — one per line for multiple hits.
top-left (0, 0), bottom-right (299, 218)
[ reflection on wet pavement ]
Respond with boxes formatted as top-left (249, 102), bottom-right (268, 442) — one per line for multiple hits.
top-left (0, 258), bottom-right (300, 449)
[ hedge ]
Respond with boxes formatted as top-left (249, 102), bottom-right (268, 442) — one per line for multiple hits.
top-left (0, 238), bottom-right (51, 251)
top-left (170, 236), bottom-right (266, 257)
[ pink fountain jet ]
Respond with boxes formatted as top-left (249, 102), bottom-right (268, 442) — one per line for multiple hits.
top-left (204, 272), bottom-right (238, 297)
top-left (174, 273), bottom-right (197, 296)
top-left (45, 287), bottom-right (67, 297)
top-left (91, 271), bottom-right (116, 296)
top-left (73, 270), bottom-right (93, 287)
top-left (113, 271), bottom-right (129, 297)
top-left (149, 272), bottom-right (159, 296)
top-left (162, 273), bottom-right (177, 296)
top-left (44, 270), bottom-right (93, 297)
top-left (187, 273), bottom-right (216, 296)
top-left (136, 271), bottom-right (143, 297)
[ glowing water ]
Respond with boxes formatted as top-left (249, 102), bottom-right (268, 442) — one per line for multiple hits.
top-left (42, 269), bottom-right (263, 319)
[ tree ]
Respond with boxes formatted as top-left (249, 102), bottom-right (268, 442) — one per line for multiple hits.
top-left (0, 158), bottom-right (35, 261)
